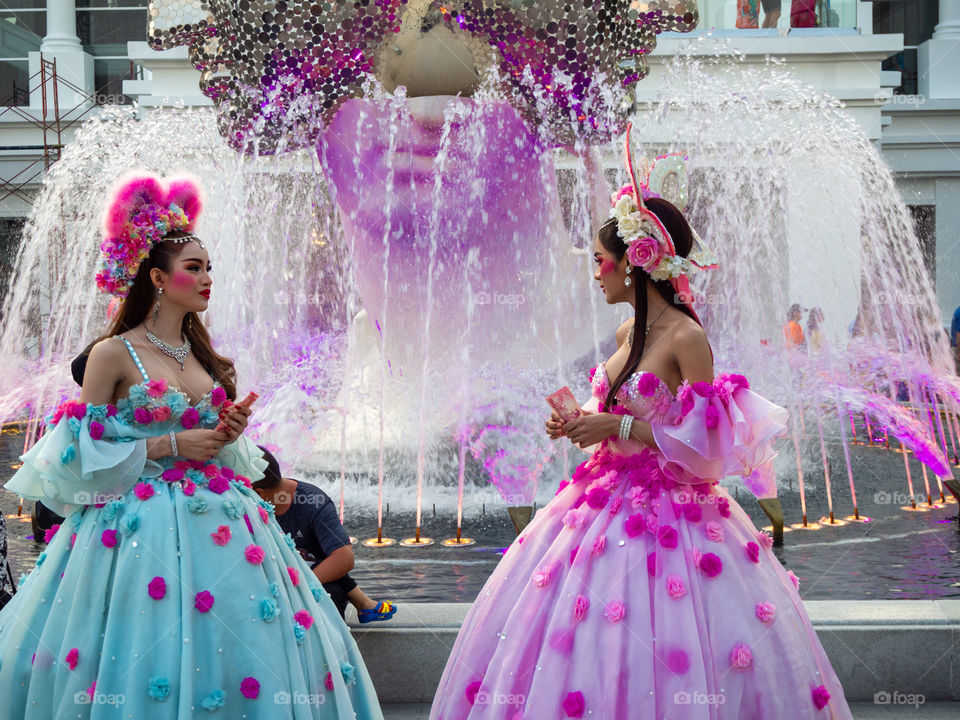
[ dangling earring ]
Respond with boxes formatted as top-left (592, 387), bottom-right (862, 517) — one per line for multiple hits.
top-left (187, 314), bottom-right (193, 332)
top-left (624, 264), bottom-right (633, 287)
top-left (152, 287), bottom-right (163, 325)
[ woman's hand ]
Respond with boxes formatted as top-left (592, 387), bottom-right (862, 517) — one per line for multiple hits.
top-left (545, 410), bottom-right (566, 440)
top-left (562, 411), bottom-right (618, 449)
top-left (174, 429), bottom-right (231, 462)
top-left (217, 404), bottom-right (252, 442)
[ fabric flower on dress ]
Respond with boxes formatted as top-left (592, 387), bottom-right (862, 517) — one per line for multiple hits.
top-left (757, 530), bottom-right (774, 549)
top-left (324, 672), bottom-right (335, 691)
top-left (65, 648), bottom-right (79, 670)
top-left (43, 524), bottom-right (60, 543)
top-left (563, 509), bottom-right (586, 529)
top-left (625, 513), bottom-right (646, 538)
top-left (244, 544), bottom-right (265, 564)
top-left (60, 444), bottom-right (76, 465)
top-left (180, 407), bottom-right (200, 429)
top-left (148, 676), bottom-right (171, 701)
top-left (532, 561), bottom-right (558, 588)
top-left (705, 521), bottom-right (724, 542)
top-left (148, 576), bottom-right (166, 600)
top-left (101, 529), bottom-right (118, 548)
top-left (293, 624), bottom-right (306, 644)
top-left (102, 500), bottom-right (125, 522)
top-left (341, 662), bottom-right (356, 686)
top-left (573, 595), bottom-right (589, 621)
top-left (664, 647), bottom-right (690, 674)
top-left (717, 497), bottom-right (731, 518)
top-left (121, 514), bottom-right (140, 535)
top-left (647, 551), bottom-right (661, 577)
top-left (211, 386), bottom-right (227, 406)
top-left (745, 541), bottom-right (760, 563)
top-left (699, 553), bottom-right (723, 578)
top-left (657, 525), bottom-right (678, 549)
top-left (134, 482), bottom-right (155, 501)
top-left (194, 590), bottom-right (215, 612)
top-left (260, 598), bottom-right (277, 622)
top-left (201, 689), bottom-right (226, 710)
top-left (133, 407), bottom-right (153, 425)
top-left (89, 421), bottom-right (105, 440)
top-left (240, 677), bottom-right (260, 699)
top-left (755, 602), bottom-right (776, 624)
top-left (812, 685), bottom-right (831, 710)
top-left (152, 406), bottom-right (173, 423)
top-left (465, 680), bottom-right (482, 705)
top-left (145, 378), bottom-right (168, 398)
top-left (562, 691), bottom-right (585, 718)
top-left (210, 525), bottom-right (232, 546)
top-left (729, 643), bottom-right (753, 670)
top-left (186, 496), bottom-right (208, 514)
top-left (666, 575), bottom-right (686, 599)
top-left (294, 610), bottom-right (314, 629)
top-left (585, 487), bottom-right (609, 510)
top-left (603, 600), bottom-right (625, 624)
top-left (592, 534), bottom-right (607, 556)
top-left (208, 476), bottom-right (230, 494)
top-left (637, 372), bottom-right (661, 397)
top-left (788, 570), bottom-right (801, 590)
top-left (287, 567), bottom-right (300, 586)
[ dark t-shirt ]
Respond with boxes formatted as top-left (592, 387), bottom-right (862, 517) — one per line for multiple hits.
top-left (274, 480), bottom-right (350, 567)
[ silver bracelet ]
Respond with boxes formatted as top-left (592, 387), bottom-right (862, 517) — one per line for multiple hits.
top-left (618, 414), bottom-right (634, 441)
top-left (169, 431), bottom-right (178, 457)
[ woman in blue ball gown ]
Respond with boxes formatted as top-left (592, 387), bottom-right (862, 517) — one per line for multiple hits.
top-left (0, 174), bottom-right (384, 719)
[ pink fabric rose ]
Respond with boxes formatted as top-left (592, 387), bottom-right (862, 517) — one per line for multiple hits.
top-left (148, 576), bottom-right (166, 600)
top-left (573, 595), bottom-right (589, 622)
top-left (563, 509), bottom-right (585, 529)
top-left (65, 648), bottom-right (78, 670)
top-left (240, 676), bottom-right (260, 699)
top-left (325, 672), bottom-right (334, 691)
top-left (244, 544), bottom-right (265, 564)
top-left (625, 234), bottom-right (663, 271)
top-left (562, 690), bottom-right (585, 718)
top-left (705, 521), bottom-right (724, 542)
top-left (533, 562), bottom-right (557, 588)
top-left (603, 600), bottom-right (625, 623)
top-left (608, 497), bottom-right (623, 515)
top-left (202, 464), bottom-right (219, 479)
top-left (788, 570), bottom-right (801, 590)
top-left (287, 567), bottom-right (300, 586)
top-left (180, 407), bottom-right (200, 429)
top-left (625, 513), bottom-right (646, 538)
top-left (211, 386), bottom-right (227, 406)
top-left (208, 476), bottom-right (230, 494)
top-left (647, 551), bottom-right (661, 577)
top-left (705, 405), bottom-right (720, 429)
top-left (194, 590), bottom-right (215, 612)
top-left (134, 482), bottom-right (155, 501)
top-left (729, 643), bottom-right (753, 670)
top-left (699, 552), bottom-right (723, 578)
top-left (89, 421), bottom-right (104, 440)
top-left (258, 506), bottom-right (269, 523)
top-left (145, 378), bottom-right (168, 398)
top-left (183, 480), bottom-right (196, 496)
top-left (717, 497), bottom-right (731, 518)
top-left (812, 685), bottom-right (831, 710)
top-left (133, 407), bottom-right (152, 425)
top-left (592, 534), bottom-right (607, 556)
top-left (161, 468), bottom-right (185, 483)
top-left (210, 526), bottom-right (231, 546)
top-left (294, 610), bottom-right (314, 628)
top-left (657, 525), bottom-right (678, 549)
top-left (755, 602), bottom-right (776, 624)
top-left (757, 530), bottom-right (774, 550)
top-left (645, 513), bottom-right (659, 534)
top-left (152, 406), bottom-right (172, 423)
top-left (745, 541), bottom-right (760, 563)
top-left (101, 529), bottom-right (118, 548)
top-left (43, 524), bottom-right (60, 543)
top-left (666, 574), bottom-right (686, 599)
top-left (683, 502), bottom-right (702, 523)
top-left (637, 372), bottom-right (661, 397)
top-left (585, 487), bottom-right (608, 510)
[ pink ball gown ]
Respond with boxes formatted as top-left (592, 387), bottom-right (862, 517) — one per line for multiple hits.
top-left (429, 363), bottom-right (853, 719)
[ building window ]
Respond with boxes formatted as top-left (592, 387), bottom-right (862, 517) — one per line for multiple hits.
top-left (875, 0), bottom-right (940, 95)
top-left (908, 204), bottom-right (936, 282)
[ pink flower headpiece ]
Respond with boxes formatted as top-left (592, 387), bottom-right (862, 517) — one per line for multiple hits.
top-left (96, 174), bottom-right (204, 298)
top-left (610, 125), bottom-right (718, 322)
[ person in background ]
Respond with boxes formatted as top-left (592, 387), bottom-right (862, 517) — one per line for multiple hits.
top-left (951, 303), bottom-right (960, 375)
top-left (783, 302), bottom-right (806, 348)
top-left (807, 306), bottom-right (825, 353)
top-left (736, 0), bottom-right (781, 29)
top-left (0, 514), bottom-right (14, 610)
top-left (791, 0), bottom-right (818, 27)
top-left (253, 447), bottom-right (396, 623)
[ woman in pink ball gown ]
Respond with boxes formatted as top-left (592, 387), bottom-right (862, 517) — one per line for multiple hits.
top-left (429, 151), bottom-right (853, 719)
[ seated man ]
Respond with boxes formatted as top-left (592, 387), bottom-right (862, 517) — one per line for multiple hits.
top-left (253, 447), bottom-right (396, 623)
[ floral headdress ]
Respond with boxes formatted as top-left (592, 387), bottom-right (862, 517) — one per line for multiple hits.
top-left (609, 125), bottom-right (718, 321)
top-left (97, 174), bottom-right (204, 298)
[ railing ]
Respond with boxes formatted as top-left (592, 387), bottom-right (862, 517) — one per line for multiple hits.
top-left (653, 0), bottom-right (860, 32)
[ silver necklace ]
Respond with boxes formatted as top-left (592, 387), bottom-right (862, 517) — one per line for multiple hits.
top-left (628, 304), bottom-right (668, 346)
top-left (146, 329), bottom-right (191, 371)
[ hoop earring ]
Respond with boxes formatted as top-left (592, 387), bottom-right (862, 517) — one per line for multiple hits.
top-left (152, 287), bottom-right (163, 325)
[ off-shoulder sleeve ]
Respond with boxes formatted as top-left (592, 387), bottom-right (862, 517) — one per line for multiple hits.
top-left (650, 374), bottom-right (788, 499)
top-left (5, 401), bottom-right (152, 516)
top-left (215, 435), bottom-right (268, 483)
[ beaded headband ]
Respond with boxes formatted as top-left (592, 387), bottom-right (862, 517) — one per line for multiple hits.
top-left (97, 175), bottom-right (204, 298)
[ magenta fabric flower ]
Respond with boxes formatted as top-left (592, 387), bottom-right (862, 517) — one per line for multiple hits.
top-left (625, 513), bottom-right (646, 538)
top-left (705, 521), bottom-right (724, 542)
top-left (562, 690), bottom-right (585, 718)
top-left (324, 672), bottom-right (334, 691)
top-left (240, 677), bottom-right (259, 699)
top-left (152, 406), bottom-right (173, 423)
top-left (67, 402), bottom-right (87, 420)
top-left (211, 386), bottom-right (227, 406)
top-left (161, 468), bottom-right (185, 483)
top-left (133, 407), bottom-right (153, 425)
top-left (105, 404), bottom-right (117, 418)
top-left (585, 487), bottom-right (608, 510)
top-left (699, 552), bottom-right (723, 578)
top-left (608, 497), bottom-right (623, 515)
top-left (134, 482), bottom-right (155, 501)
top-left (43, 524), bottom-right (60, 543)
top-left (755, 602), bottom-right (776, 624)
top-left (637, 372), bottom-right (660, 397)
top-left (745, 541), bottom-right (760, 563)
top-left (533, 561), bottom-right (557, 588)
top-left (202, 464), bottom-right (220, 479)
top-left (208, 476), bottom-right (230, 494)
top-left (717, 497), bottom-right (731, 518)
top-left (287, 567), bottom-right (300, 586)
top-left (683, 502), bottom-right (702, 523)
top-left (180, 407), bottom-right (200, 429)
top-left (646, 551), bottom-right (660, 577)
top-left (89, 421), bottom-right (105, 440)
top-left (145, 378), bottom-right (168, 398)
top-left (294, 609), bottom-right (314, 628)
top-left (194, 590), bottom-right (215, 612)
top-left (221, 467), bottom-right (235, 479)
top-left (603, 600), bottom-right (625, 624)
top-left (757, 530), bottom-right (774, 550)
top-left (569, 545), bottom-right (580, 566)
top-left (729, 643), bottom-right (753, 670)
top-left (592, 534), bottom-right (607, 556)
top-left (465, 680), bottom-right (482, 705)
top-left (101, 529), bottom-right (118, 548)
top-left (244, 544), bottom-right (265, 564)
top-left (705, 405), bottom-right (720, 429)
top-left (573, 595), bottom-right (589, 621)
top-left (183, 480), bottom-right (196, 496)
top-left (657, 525), bottom-right (678, 549)
top-left (258, 506), bottom-right (269, 523)
top-left (666, 574), bottom-right (686, 599)
top-left (65, 648), bottom-right (78, 670)
top-left (70, 533), bottom-right (76, 548)
top-left (148, 576), bottom-right (166, 600)
top-left (812, 685), bottom-right (831, 710)
top-left (210, 526), bottom-right (231, 546)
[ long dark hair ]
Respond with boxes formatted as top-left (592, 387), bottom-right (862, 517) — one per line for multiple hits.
top-left (601, 197), bottom-right (699, 409)
top-left (93, 235), bottom-right (237, 399)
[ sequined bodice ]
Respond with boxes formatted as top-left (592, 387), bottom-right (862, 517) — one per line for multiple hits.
top-left (590, 361), bottom-right (675, 423)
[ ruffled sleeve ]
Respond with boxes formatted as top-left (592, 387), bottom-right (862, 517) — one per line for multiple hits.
top-left (5, 401), bottom-right (153, 516)
top-left (215, 435), bottom-right (268, 483)
top-left (650, 374), bottom-right (789, 499)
